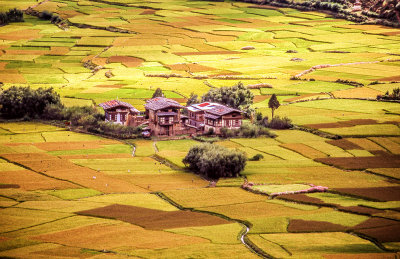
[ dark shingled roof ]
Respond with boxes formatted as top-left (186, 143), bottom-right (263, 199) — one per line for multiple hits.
top-left (99, 100), bottom-right (139, 113)
top-left (205, 113), bottom-right (219, 120)
top-left (207, 105), bottom-right (241, 116)
top-left (145, 97), bottom-right (183, 111)
top-left (157, 112), bottom-right (177, 116)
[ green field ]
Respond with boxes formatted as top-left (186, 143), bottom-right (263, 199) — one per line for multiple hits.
top-left (0, 0), bottom-right (399, 257)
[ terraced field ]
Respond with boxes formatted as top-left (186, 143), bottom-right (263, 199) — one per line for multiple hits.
top-left (0, 0), bottom-right (399, 258)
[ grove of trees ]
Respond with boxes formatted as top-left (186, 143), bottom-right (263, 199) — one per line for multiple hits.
top-left (183, 143), bottom-right (246, 179)
top-left (0, 8), bottom-right (24, 25)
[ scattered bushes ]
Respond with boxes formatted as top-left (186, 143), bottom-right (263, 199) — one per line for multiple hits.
top-left (183, 143), bottom-right (246, 179)
top-left (377, 88), bottom-right (400, 101)
top-left (38, 10), bottom-right (62, 24)
top-left (220, 123), bottom-right (276, 138)
top-left (0, 8), bottom-right (24, 25)
top-left (335, 79), bottom-right (364, 87)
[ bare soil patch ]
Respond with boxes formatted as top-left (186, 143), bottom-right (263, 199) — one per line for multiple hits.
top-left (379, 75), bottom-right (400, 81)
top-left (355, 224), bottom-right (400, 243)
top-left (353, 217), bottom-right (399, 230)
top-left (315, 156), bottom-right (400, 170)
top-left (108, 56), bottom-right (143, 67)
top-left (0, 184), bottom-right (19, 189)
top-left (77, 204), bottom-right (229, 230)
top-left (288, 219), bottom-right (347, 232)
top-left (333, 187), bottom-right (400, 202)
top-left (327, 139), bottom-right (363, 150)
top-left (337, 206), bottom-right (383, 215)
top-left (140, 10), bottom-right (156, 15)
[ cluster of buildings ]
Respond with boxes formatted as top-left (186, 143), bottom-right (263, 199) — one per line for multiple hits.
top-left (99, 97), bottom-right (243, 137)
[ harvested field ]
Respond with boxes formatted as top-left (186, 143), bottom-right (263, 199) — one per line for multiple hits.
top-left (332, 87), bottom-right (383, 99)
top-left (288, 219), bottom-right (347, 232)
top-left (279, 194), bottom-right (325, 205)
top-left (59, 154), bottom-right (132, 159)
top-left (368, 168), bottom-right (400, 179)
top-left (347, 138), bottom-right (386, 151)
top-left (333, 187), bottom-right (400, 202)
top-left (323, 253), bottom-right (398, 259)
top-left (32, 223), bottom-right (207, 250)
top-left (337, 206), bottom-right (383, 215)
top-left (369, 137), bottom-right (400, 155)
top-left (305, 119), bottom-right (378, 129)
top-left (0, 170), bottom-right (77, 191)
top-left (163, 187), bottom-right (266, 208)
top-left (173, 51), bottom-right (239, 56)
top-left (31, 246), bottom-right (94, 258)
top-left (166, 63), bottom-right (216, 72)
top-left (77, 204), bottom-right (230, 230)
top-left (280, 143), bottom-right (327, 159)
top-left (326, 139), bottom-right (363, 150)
top-left (315, 156), bottom-right (400, 170)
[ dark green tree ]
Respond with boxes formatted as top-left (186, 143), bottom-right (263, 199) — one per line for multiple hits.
top-left (152, 87), bottom-right (164, 98)
top-left (201, 82), bottom-right (254, 116)
top-left (183, 143), bottom-right (246, 179)
top-left (186, 92), bottom-right (200, 106)
top-left (268, 94), bottom-right (280, 118)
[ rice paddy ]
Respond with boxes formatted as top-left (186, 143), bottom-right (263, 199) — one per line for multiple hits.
top-left (0, 0), bottom-right (399, 257)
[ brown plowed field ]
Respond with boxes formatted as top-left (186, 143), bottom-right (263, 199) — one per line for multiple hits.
top-left (315, 156), bottom-right (400, 170)
top-left (288, 219), bottom-right (347, 232)
top-left (279, 194), bottom-right (325, 205)
top-left (326, 139), bottom-right (363, 150)
top-left (78, 204), bottom-right (229, 230)
top-left (353, 217), bottom-right (399, 230)
top-left (333, 187), bottom-right (400, 202)
top-left (77, 204), bottom-right (229, 230)
top-left (355, 224), bottom-right (400, 243)
top-left (337, 206), bottom-right (383, 215)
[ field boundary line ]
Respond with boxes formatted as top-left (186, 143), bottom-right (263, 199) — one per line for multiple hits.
top-left (0, 155), bottom-right (87, 189)
top-left (155, 192), bottom-right (273, 258)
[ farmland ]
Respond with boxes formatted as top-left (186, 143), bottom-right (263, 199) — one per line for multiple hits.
top-left (0, 0), bottom-right (400, 258)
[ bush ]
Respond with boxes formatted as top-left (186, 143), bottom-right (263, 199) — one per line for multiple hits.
top-left (263, 116), bottom-right (292, 129)
top-left (249, 153), bottom-right (264, 161)
top-left (219, 123), bottom-right (275, 138)
top-left (183, 143), bottom-right (246, 179)
top-left (0, 8), bottom-right (24, 25)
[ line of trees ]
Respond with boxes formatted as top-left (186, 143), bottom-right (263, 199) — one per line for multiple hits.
top-left (0, 86), bottom-right (142, 139)
top-left (0, 8), bottom-right (24, 25)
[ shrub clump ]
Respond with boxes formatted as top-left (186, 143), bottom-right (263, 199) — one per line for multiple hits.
top-left (377, 88), bottom-right (400, 101)
top-left (262, 116), bottom-right (293, 130)
top-left (0, 86), bottom-right (61, 119)
top-left (219, 123), bottom-right (276, 138)
top-left (0, 8), bottom-right (24, 25)
top-left (183, 143), bottom-right (246, 179)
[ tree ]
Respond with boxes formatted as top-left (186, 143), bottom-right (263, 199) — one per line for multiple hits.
top-left (186, 92), bottom-right (200, 106)
top-left (183, 143), bottom-right (246, 179)
top-left (152, 87), bottom-right (164, 98)
top-left (202, 82), bottom-right (254, 117)
top-left (268, 94), bottom-right (280, 118)
top-left (0, 86), bottom-right (61, 119)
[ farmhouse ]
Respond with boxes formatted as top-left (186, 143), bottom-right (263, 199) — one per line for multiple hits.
top-left (186, 102), bottom-right (243, 134)
top-left (144, 97), bottom-right (185, 136)
top-left (99, 100), bottom-right (139, 126)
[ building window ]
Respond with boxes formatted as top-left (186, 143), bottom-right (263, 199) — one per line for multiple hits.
top-left (160, 117), bottom-right (165, 124)
top-left (235, 120), bottom-right (239, 126)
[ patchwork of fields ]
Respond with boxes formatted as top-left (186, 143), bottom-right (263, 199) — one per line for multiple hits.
top-left (0, 0), bottom-right (399, 258)
top-left (0, 122), bottom-right (398, 258)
